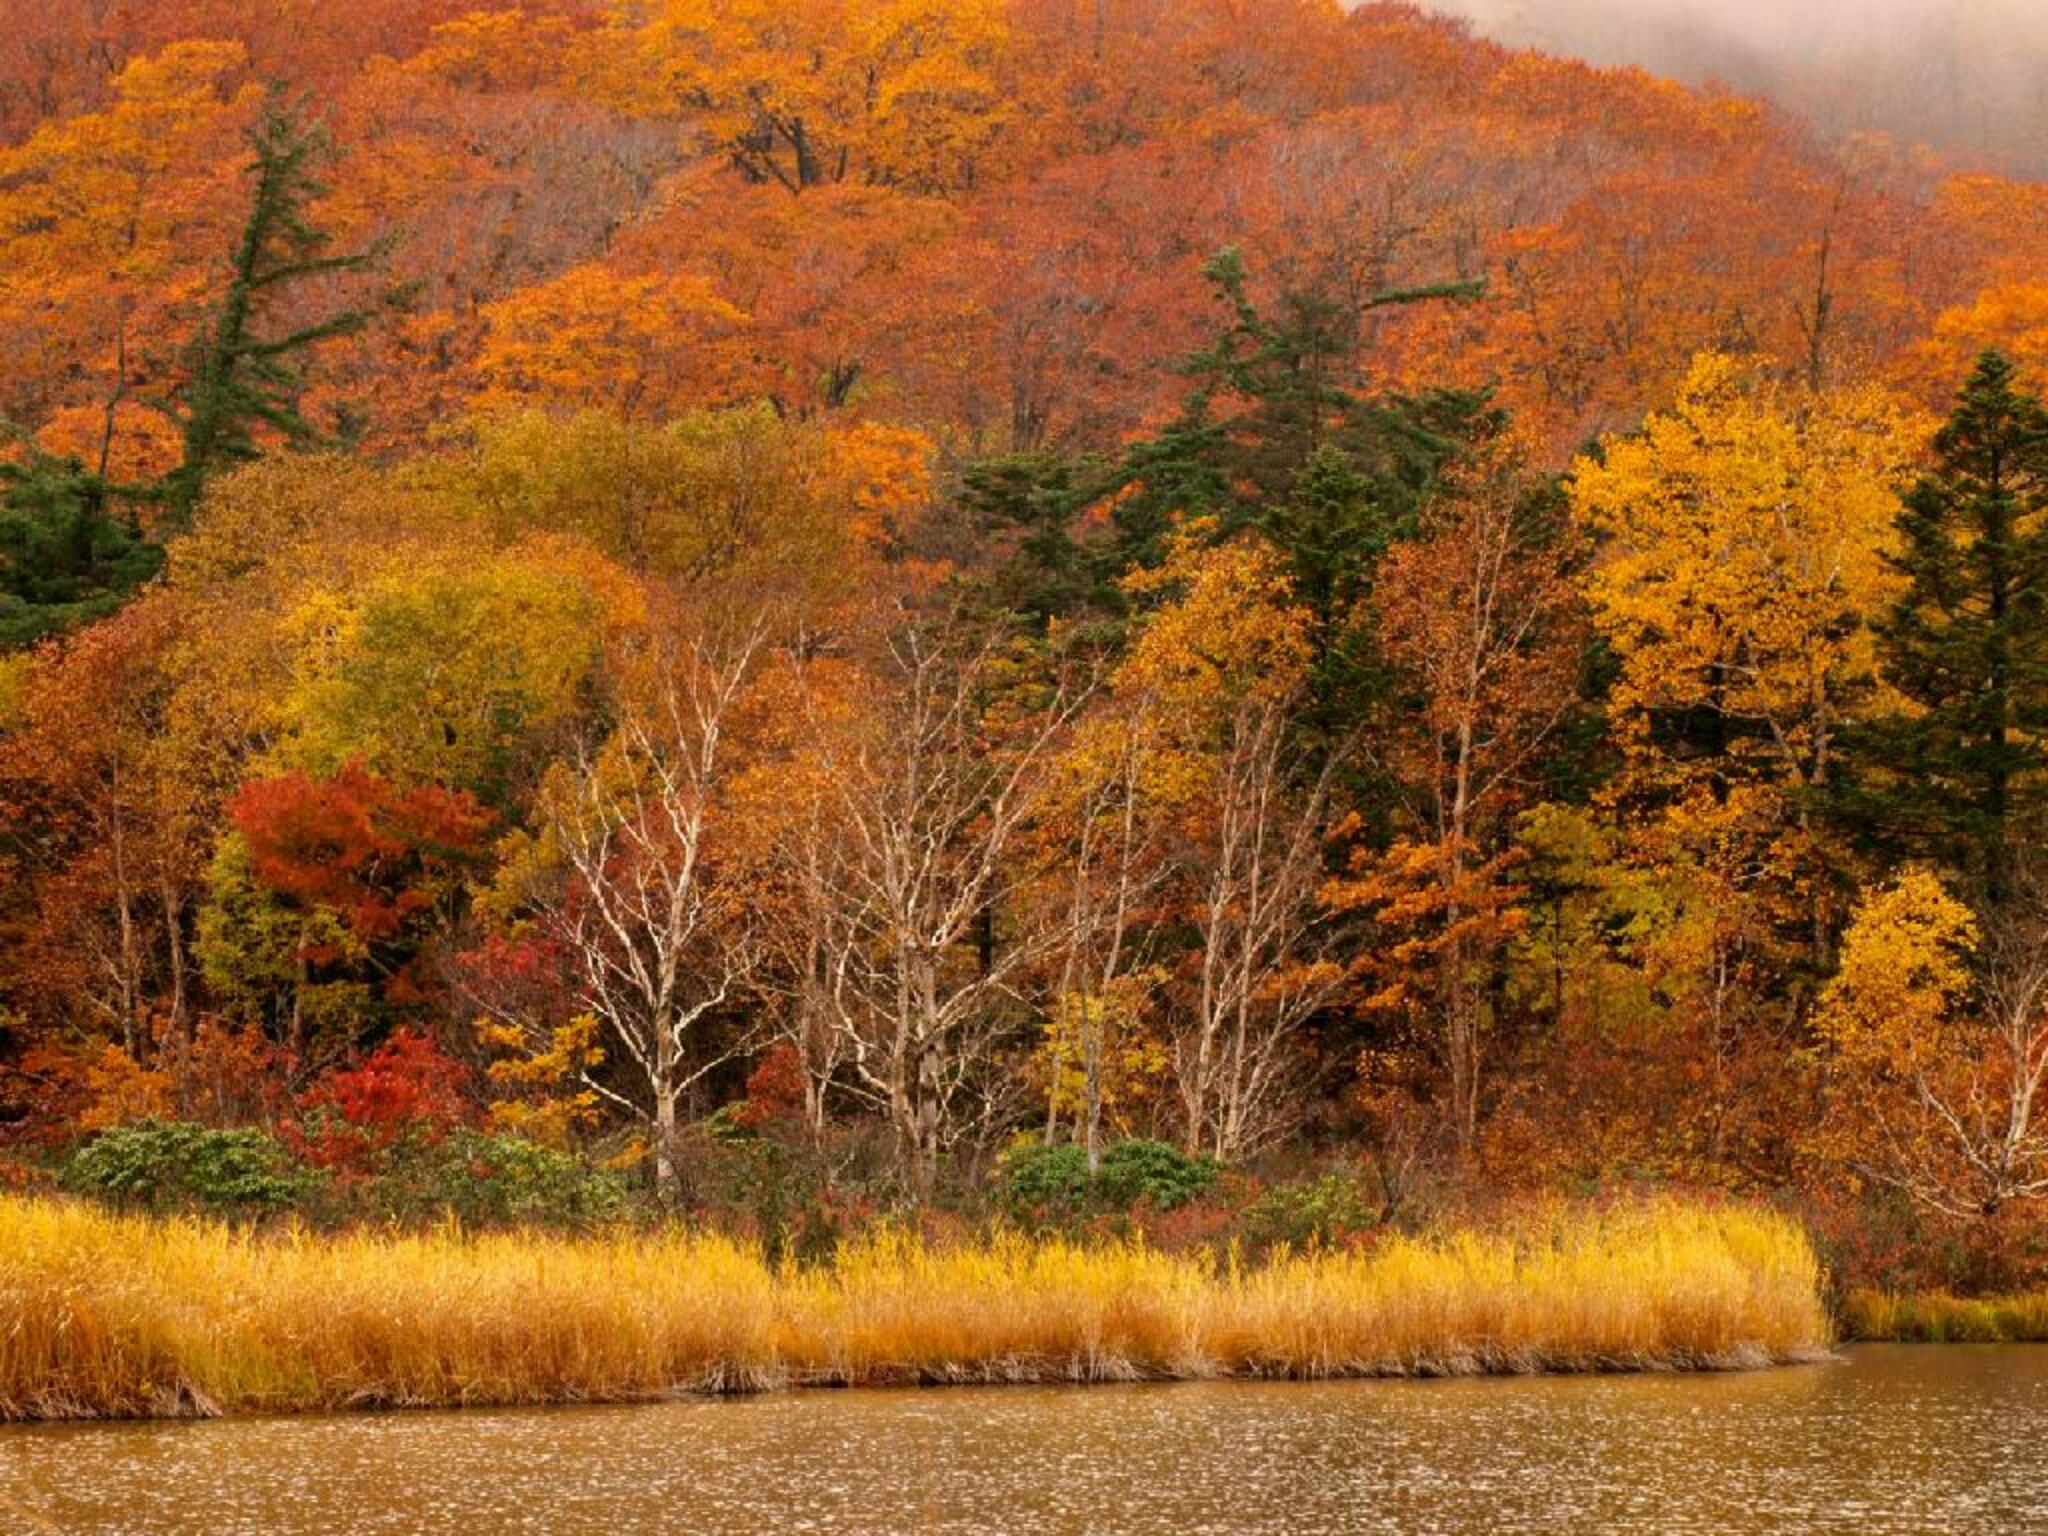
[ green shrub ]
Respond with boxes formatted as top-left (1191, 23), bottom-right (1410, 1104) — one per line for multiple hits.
top-left (999, 1142), bottom-right (1094, 1217)
top-left (1000, 1139), bottom-right (1220, 1219)
top-left (1238, 1172), bottom-right (1376, 1254)
top-left (377, 1131), bottom-right (635, 1228)
top-left (1095, 1139), bottom-right (1219, 1211)
top-left (62, 1121), bottom-right (317, 1218)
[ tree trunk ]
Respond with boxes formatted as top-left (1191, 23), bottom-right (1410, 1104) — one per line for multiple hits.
top-left (161, 876), bottom-right (188, 1037)
top-left (1082, 1016), bottom-right (1103, 1175)
top-left (653, 1086), bottom-right (681, 1205)
top-left (653, 1016), bottom-right (682, 1204)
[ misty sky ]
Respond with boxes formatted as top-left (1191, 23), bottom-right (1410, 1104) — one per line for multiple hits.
top-left (1428, 0), bottom-right (2048, 173)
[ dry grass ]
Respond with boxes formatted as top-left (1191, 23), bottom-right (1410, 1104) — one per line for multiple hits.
top-left (0, 1196), bottom-right (1829, 1420)
top-left (1842, 1287), bottom-right (2048, 1342)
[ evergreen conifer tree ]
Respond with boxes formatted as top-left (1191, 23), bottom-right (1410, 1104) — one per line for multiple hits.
top-left (159, 93), bottom-right (386, 531)
top-left (0, 440), bottom-right (164, 650)
top-left (1845, 351), bottom-right (2048, 907)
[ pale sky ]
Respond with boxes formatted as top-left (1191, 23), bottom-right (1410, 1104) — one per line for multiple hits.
top-left (1427, 0), bottom-right (2048, 171)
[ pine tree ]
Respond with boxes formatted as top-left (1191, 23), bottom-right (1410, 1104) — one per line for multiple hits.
top-left (952, 452), bottom-right (1111, 629)
top-left (1846, 351), bottom-right (2048, 907)
top-left (946, 248), bottom-right (1493, 776)
top-left (1100, 248), bottom-right (1488, 579)
top-left (158, 93), bottom-right (386, 532)
top-left (0, 437), bottom-right (163, 650)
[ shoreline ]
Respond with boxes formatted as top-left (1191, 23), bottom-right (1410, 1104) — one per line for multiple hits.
top-left (6, 1343), bottom-right (1843, 1425)
top-left (5, 1346), bottom-right (1843, 1428)
top-left (0, 1196), bottom-right (1830, 1422)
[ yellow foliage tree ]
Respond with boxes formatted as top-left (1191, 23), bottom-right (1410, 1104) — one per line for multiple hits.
top-left (1570, 353), bottom-right (1926, 979)
top-left (273, 543), bottom-right (617, 798)
top-left (1116, 525), bottom-right (1314, 777)
top-left (1559, 354), bottom-right (1927, 1180)
top-left (471, 263), bottom-right (748, 415)
top-left (1572, 352), bottom-right (1922, 809)
top-left (434, 405), bottom-right (918, 622)
top-left (624, 0), bottom-right (1014, 195)
top-left (1804, 869), bottom-right (2048, 1219)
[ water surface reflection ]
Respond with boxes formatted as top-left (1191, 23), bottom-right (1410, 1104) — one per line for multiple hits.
top-left (5, 1345), bottom-right (2044, 1533)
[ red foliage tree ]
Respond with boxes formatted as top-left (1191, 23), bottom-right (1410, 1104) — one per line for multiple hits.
top-left (291, 1027), bottom-right (472, 1172)
top-left (230, 759), bottom-right (489, 940)
top-left (736, 1042), bottom-right (808, 1129)
top-left (227, 758), bottom-right (491, 1006)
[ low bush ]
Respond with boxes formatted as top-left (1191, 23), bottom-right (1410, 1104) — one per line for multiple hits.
top-left (373, 1131), bottom-right (636, 1229)
top-left (60, 1121), bottom-right (317, 1218)
top-left (59, 1120), bottom-right (633, 1229)
top-left (1000, 1139), bottom-right (1221, 1222)
top-left (1096, 1139), bottom-right (1221, 1211)
top-left (1237, 1171), bottom-right (1378, 1255)
top-left (999, 1142), bottom-right (1094, 1218)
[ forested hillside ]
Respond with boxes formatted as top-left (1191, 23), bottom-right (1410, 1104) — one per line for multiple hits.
top-left (5, 0), bottom-right (2048, 1287)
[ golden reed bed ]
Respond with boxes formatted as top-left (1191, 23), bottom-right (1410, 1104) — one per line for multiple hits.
top-left (0, 1196), bottom-right (1829, 1420)
top-left (1842, 1287), bottom-right (2048, 1342)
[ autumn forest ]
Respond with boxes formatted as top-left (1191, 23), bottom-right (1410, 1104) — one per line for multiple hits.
top-left (6, 0), bottom-right (2048, 1304)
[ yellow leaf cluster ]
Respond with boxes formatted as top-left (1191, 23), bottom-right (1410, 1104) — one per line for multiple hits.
top-left (1118, 529), bottom-right (1313, 721)
top-left (479, 1013), bottom-right (607, 1149)
top-left (1815, 869), bottom-right (1977, 1075)
top-left (1033, 978), bottom-right (1170, 1126)
top-left (629, 0), bottom-right (1013, 194)
top-left (1111, 529), bottom-right (1315, 804)
top-left (1572, 352), bottom-right (1924, 794)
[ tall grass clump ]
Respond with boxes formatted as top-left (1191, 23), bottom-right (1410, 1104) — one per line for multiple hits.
top-left (1842, 1287), bottom-right (2048, 1342)
top-left (0, 1195), bottom-right (1828, 1420)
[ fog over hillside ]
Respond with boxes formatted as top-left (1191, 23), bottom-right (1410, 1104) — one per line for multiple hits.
top-left (1430, 0), bottom-right (2048, 174)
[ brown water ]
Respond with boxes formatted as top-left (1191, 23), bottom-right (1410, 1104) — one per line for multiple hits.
top-left (5, 1346), bottom-right (2047, 1534)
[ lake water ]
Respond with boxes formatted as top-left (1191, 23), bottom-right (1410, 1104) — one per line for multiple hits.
top-left (5, 1345), bottom-right (2046, 1534)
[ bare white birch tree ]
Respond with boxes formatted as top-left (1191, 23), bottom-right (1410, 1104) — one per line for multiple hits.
top-left (483, 628), bottom-right (763, 1201)
top-left (1108, 531), bottom-right (1343, 1164)
top-left (1170, 689), bottom-right (1343, 1162)
top-left (786, 623), bottom-right (1086, 1200)
top-left (1036, 707), bottom-right (1171, 1171)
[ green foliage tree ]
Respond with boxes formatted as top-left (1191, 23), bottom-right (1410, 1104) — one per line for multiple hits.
top-left (0, 440), bottom-right (162, 650)
top-left (1844, 352), bottom-right (2048, 907)
top-left (1129, 259), bottom-right (1497, 789)
top-left (952, 249), bottom-right (1493, 752)
top-left (951, 452), bottom-right (1109, 629)
top-left (158, 93), bottom-right (387, 532)
top-left (1104, 249), bottom-right (1490, 581)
